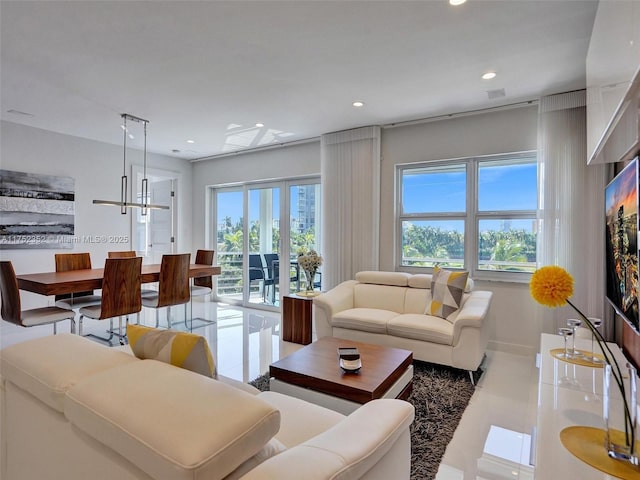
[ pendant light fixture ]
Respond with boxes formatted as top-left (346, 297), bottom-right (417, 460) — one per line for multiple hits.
top-left (93, 113), bottom-right (169, 214)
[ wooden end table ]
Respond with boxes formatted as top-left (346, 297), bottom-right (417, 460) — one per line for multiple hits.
top-left (281, 294), bottom-right (313, 344)
top-left (269, 337), bottom-right (413, 415)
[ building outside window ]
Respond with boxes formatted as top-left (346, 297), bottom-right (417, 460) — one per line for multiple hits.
top-left (397, 151), bottom-right (537, 281)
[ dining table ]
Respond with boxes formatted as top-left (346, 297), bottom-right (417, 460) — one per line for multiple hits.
top-left (17, 264), bottom-right (221, 296)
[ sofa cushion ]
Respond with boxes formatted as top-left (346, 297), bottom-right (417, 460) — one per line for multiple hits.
top-left (355, 271), bottom-right (410, 286)
top-left (404, 287), bottom-right (432, 314)
top-left (0, 333), bottom-right (138, 413)
top-left (407, 274), bottom-right (431, 289)
top-left (407, 273), bottom-right (475, 292)
top-left (387, 314), bottom-right (454, 345)
top-left (332, 308), bottom-right (397, 334)
top-left (425, 267), bottom-right (469, 321)
top-left (127, 324), bottom-right (216, 378)
top-left (64, 359), bottom-right (280, 480)
top-left (354, 284), bottom-right (406, 312)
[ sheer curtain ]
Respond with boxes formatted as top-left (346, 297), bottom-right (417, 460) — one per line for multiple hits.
top-left (321, 126), bottom-right (381, 289)
top-left (537, 90), bottom-right (609, 336)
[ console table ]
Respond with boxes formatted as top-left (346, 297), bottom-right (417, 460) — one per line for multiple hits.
top-left (535, 333), bottom-right (636, 479)
top-left (281, 294), bottom-right (313, 344)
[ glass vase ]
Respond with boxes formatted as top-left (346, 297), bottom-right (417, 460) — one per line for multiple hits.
top-left (304, 268), bottom-right (316, 293)
top-left (603, 362), bottom-right (638, 464)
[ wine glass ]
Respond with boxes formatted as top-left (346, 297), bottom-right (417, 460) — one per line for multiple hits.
top-left (566, 318), bottom-right (583, 357)
top-left (587, 317), bottom-right (604, 364)
top-left (558, 327), bottom-right (574, 358)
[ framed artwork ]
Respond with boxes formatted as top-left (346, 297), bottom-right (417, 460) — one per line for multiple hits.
top-left (0, 169), bottom-right (75, 249)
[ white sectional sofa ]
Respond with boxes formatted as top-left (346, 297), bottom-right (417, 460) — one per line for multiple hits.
top-left (0, 334), bottom-right (414, 480)
top-left (314, 271), bottom-right (493, 376)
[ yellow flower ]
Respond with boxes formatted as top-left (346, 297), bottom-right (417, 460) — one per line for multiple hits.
top-left (530, 265), bottom-right (574, 308)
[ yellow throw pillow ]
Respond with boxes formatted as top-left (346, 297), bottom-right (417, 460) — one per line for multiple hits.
top-left (425, 266), bottom-right (469, 321)
top-left (127, 324), bottom-right (217, 378)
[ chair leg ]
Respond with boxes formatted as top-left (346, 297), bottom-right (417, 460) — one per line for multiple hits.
top-left (70, 318), bottom-right (76, 334)
top-left (155, 309), bottom-right (160, 328)
top-left (79, 315), bottom-right (84, 336)
top-left (53, 322), bottom-right (57, 335)
top-left (84, 317), bottom-right (117, 345)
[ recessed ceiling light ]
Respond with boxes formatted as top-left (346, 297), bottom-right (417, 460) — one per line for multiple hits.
top-left (449, 0), bottom-right (467, 5)
top-left (352, 101), bottom-right (364, 107)
top-left (482, 71), bottom-right (497, 80)
top-left (255, 123), bottom-right (264, 128)
top-left (186, 139), bottom-right (195, 144)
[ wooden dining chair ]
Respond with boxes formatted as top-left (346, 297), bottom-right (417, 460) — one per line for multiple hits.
top-left (108, 250), bottom-right (155, 302)
top-left (191, 249), bottom-right (215, 297)
top-left (107, 250), bottom-right (137, 258)
top-left (78, 256), bottom-right (142, 344)
top-left (0, 261), bottom-right (76, 334)
top-left (54, 252), bottom-right (102, 310)
top-left (142, 253), bottom-right (191, 329)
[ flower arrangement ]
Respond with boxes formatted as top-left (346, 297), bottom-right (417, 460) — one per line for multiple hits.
top-left (530, 265), bottom-right (635, 459)
top-left (297, 249), bottom-right (323, 294)
top-left (297, 249), bottom-right (323, 272)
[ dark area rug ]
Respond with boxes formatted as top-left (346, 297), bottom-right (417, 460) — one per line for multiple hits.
top-left (249, 360), bottom-right (480, 480)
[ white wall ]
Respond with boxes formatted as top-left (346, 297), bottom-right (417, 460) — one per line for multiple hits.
top-left (190, 141), bottom-right (321, 250)
top-left (381, 105), bottom-right (541, 353)
top-left (0, 120), bottom-right (193, 309)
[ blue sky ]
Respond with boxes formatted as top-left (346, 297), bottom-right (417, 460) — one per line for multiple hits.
top-left (402, 162), bottom-right (538, 232)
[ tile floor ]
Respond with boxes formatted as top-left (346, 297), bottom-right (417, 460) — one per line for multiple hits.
top-left (0, 297), bottom-right (539, 479)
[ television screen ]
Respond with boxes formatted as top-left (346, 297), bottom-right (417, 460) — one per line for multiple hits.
top-left (605, 157), bottom-right (639, 331)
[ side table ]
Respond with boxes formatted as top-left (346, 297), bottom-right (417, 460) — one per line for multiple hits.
top-left (281, 294), bottom-right (313, 344)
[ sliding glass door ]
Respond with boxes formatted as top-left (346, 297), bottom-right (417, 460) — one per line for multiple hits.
top-left (247, 186), bottom-right (280, 306)
top-left (212, 178), bottom-right (320, 309)
top-left (215, 189), bottom-right (244, 303)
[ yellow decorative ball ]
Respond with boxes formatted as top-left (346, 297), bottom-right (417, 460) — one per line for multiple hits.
top-left (530, 265), bottom-right (574, 308)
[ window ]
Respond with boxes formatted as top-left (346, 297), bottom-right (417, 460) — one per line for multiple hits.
top-left (398, 152), bottom-right (537, 279)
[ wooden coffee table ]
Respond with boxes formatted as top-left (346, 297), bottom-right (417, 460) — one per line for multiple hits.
top-left (269, 337), bottom-right (413, 414)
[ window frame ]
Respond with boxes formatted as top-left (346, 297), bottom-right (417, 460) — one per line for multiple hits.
top-left (396, 151), bottom-right (537, 282)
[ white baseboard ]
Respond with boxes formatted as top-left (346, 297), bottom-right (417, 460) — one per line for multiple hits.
top-left (487, 340), bottom-right (535, 357)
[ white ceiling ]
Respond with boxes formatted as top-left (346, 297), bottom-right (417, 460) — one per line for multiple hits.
top-left (1, 0), bottom-right (598, 161)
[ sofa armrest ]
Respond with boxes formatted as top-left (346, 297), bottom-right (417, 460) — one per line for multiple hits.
top-left (452, 290), bottom-right (493, 344)
top-left (313, 280), bottom-right (357, 338)
top-left (238, 399), bottom-right (414, 480)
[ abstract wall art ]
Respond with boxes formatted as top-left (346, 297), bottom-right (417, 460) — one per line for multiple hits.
top-left (0, 170), bottom-right (75, 249)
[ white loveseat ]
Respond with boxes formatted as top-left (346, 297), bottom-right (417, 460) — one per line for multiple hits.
top-left (0, 334), bottom-right (414, 480)
top-left (314, 271), bottom-right (493, 375)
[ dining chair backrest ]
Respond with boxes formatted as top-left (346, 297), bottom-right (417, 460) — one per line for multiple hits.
top-left (263, 253), bottom-right (279, 281)
top-left (98, 257), bottom-right (142, 320)
top-left (0, 261), bottom-right (22, 324)
top-left (54, 252), bottom-right (93, 300)
top-left (156, 253), bottom-right (191, 308)
top-left (193, 249), bottom-right (214, 289)
top-left (249, 254), bottom-right (265, 281)
top-left (108, 251), bottom-right (137, 259)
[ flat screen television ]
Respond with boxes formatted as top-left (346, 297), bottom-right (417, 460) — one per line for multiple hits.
top-left (605, 156), bottom-right (639, 331)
